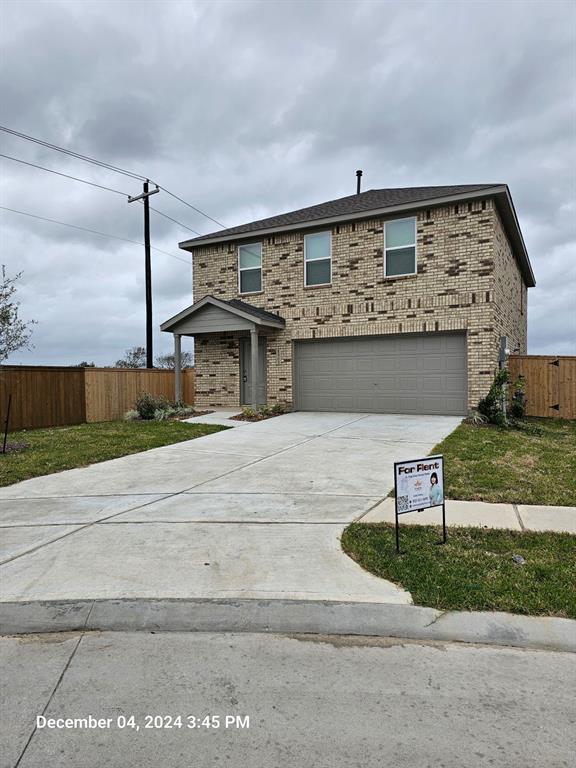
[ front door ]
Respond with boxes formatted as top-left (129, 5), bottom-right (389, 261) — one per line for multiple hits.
top-left (240, 336), bottom-right (267, 406)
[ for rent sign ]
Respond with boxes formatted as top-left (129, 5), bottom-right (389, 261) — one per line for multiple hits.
top-left (393, 455), bottom-right (446, 553)
top-left (395, 456), bottom-right (444, 514)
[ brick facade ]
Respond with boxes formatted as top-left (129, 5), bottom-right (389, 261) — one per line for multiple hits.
top-left (493, 208), bottom-right (528, 355)
top-left (191, 198), bottom-right (528, 410)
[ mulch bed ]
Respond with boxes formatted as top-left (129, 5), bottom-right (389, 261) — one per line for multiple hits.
top-left (230, 413), bottom-right (282, 422)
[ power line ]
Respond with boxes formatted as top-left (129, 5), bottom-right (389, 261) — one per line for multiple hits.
top-left (0, 125), bottom-right (146, 181)
top-left (157, 185), bottom-right (227, 229)
top-left (0, 124), bottom-right (227, 229)
top-left (148, 205), bottom-right (202, 235)
top-left (0, 153), bottom-right (128, 197)
top-left (0, 205), bottom-right (191, 265)
top-left (1, 152), bottom-right (201, 234)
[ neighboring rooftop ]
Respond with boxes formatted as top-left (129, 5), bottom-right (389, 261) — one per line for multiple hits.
top-left (179, 183), bottom-right (535, 286)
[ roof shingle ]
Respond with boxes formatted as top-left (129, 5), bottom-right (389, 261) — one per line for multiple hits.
top-left (227, 298), bottom-right (285, 325)
top-left (181, 184), bottom-right (501, 246)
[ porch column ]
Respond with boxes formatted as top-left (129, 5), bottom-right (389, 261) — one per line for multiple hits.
top-left (250, 327), bottom-right (259, 408)
top-left (174, 333), bottom-right (182, 403)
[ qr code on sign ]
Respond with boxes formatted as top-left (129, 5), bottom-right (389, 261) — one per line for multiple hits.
top-left (397, 495), bottom-right (409, 512)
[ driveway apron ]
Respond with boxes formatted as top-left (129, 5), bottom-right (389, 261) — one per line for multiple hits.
top-left (0, 413), bottom-right (460, 604)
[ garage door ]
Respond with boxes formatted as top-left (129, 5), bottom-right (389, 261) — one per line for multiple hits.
top-left (294, 333), bottom-right (467, 415)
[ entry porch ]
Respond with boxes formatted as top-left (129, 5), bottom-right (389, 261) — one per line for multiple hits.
top-left (160, 296), bottom-right (285, 408)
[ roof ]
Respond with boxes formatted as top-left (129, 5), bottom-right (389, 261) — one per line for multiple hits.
top-left (179, 184), bottom-right (535, 287)
top-left (226, 298), bottom-right (286, 325)
top-left (160, 295), bottom-right (285, 334)
top-left (181, 185), bottom-right (499, 245)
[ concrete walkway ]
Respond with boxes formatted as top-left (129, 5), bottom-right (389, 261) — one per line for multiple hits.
top-left (0, 412), bottom-right (460, 605)
top-left (184, 408), bottom-right (244, 427)
top-left (359, 497), bottom-right (576, 533)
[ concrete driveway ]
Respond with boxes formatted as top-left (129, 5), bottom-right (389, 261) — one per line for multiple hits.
top-left (0, 412), bottom-right (460, 605)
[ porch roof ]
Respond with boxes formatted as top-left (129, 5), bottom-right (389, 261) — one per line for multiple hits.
top-left (160, 295), bottom-right (286, 335)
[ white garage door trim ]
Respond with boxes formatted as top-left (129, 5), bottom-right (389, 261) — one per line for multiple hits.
top-left (293, 332), bottom-right (468, 416)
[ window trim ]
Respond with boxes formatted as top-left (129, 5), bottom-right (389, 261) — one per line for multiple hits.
top-left (383, 216), bottom-right (417, 279)
top-left (304, 230), bottom-right (332, 287)
top-left (238, 242), bottom-right (263, 295)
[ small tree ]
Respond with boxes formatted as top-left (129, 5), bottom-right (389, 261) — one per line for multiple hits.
top-left (75, 361), bottom-right (96, 368)
top-left (155, 351), bottom-right (193, 369)
top-left (115, 346), bottom-right (146, 368)
top-left (0, 266), bottom-right (37, 362)
top-left (478, 369), bottom-right (510, 426)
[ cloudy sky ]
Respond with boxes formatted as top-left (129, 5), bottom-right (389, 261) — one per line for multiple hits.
top-left (1, 0), bottom-right (575, 366)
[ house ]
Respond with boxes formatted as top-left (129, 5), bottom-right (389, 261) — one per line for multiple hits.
top-left (161, 183), bottom-right (535, 416)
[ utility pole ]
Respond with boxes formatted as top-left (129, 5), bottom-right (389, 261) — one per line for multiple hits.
top-left (128, 181), bottom-right (159, 367)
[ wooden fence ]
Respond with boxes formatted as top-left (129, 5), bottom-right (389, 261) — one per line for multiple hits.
top-left (0, 366), bottom-right (195, 431)
top-left (508, 355), bottom-right (576, 419)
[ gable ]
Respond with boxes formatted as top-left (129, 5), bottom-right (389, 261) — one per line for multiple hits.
top-left (169, 303), bottom-right (256, 334)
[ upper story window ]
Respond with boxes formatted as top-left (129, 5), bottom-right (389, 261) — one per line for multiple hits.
top-left (304, 231), bottom-right (331, 286)
top-left (384, 217), bottom-right (417, 278)
top-left (238, 243), bottom-right (262, 294)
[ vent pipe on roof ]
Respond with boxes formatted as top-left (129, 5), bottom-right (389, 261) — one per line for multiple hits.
top-left (356, 169), bottom-right (363, 194)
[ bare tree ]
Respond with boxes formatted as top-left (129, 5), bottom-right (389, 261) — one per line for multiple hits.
top-left (155, 351), bottom-right (193, 369)
top-left (115, 346), bottom-right (147, 368)
top-left (0, 266), bottom-right (37, 363)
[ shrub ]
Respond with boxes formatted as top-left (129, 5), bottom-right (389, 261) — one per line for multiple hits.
top-left (492, 411), bottom-right (508, 428)
top-left (510, 401), bottom-right (525, 419)
top-left (477, 369), bottom-right (510, 426)
top-left (239, 403), bottom-right (289, 420)
top-left (123, 410), bottom-right (140, 421)
top-left (510, 375), bottom-right (526, 419)
top-left (465, 409), bottom-right (487, 426)
top-left (171, 404), bottom-right (196, 418)
top-left (134, 392), bottom-right (171, 420)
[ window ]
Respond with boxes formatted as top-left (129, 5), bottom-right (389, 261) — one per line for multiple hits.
top-left (384, 217), bottom-right (417, 277)
top-left (238, 243), bottom-right (262, 293)
top-left (304, 231), bottom-right (331, 286)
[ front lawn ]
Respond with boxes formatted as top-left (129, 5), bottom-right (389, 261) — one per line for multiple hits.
top-left (0, 421), bottom-right (227, 487)
top-left (342, 523), bottom-right (576, 618)
top-left (431, 418), bottom-right (576, 506)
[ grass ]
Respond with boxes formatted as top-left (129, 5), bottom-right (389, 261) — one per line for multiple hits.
top-left (342, 523), bottom-right (576, 619)
top-left (430, 418), bottom-right (576, 506)
top-left (0, 420), bottom-right (228, 487)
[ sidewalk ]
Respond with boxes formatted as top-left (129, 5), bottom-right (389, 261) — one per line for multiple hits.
top-left (358, 498), bottom-right (576, 533)
top-left (184, 409), bottom-right (244, 427)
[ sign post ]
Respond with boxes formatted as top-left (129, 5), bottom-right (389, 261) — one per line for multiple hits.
top-left (393, 455), bottom-right (446, 553)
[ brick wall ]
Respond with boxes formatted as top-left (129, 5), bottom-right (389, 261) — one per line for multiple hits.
top-left (194, 333), bottom-right (241, 408)
top-left (493, 208), bottom-right (528, 355)
top-left (191, 199), bottom-right (528, 410)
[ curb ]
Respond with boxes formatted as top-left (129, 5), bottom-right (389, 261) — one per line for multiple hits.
top-left (1, 598), bottom-right (574, 653)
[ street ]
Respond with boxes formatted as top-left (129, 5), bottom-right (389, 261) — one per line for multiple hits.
top-left (1, 631), bottom-right (574, 768)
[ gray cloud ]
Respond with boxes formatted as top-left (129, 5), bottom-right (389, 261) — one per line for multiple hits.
top-left (1, 0), bottom-right (574, 367)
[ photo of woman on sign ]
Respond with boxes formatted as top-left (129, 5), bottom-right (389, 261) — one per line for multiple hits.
top-left (429, 472), bottom-right (443, 506)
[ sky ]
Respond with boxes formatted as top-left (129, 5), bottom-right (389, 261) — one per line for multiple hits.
top-left (1, 0), bottom-right (575, 367)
